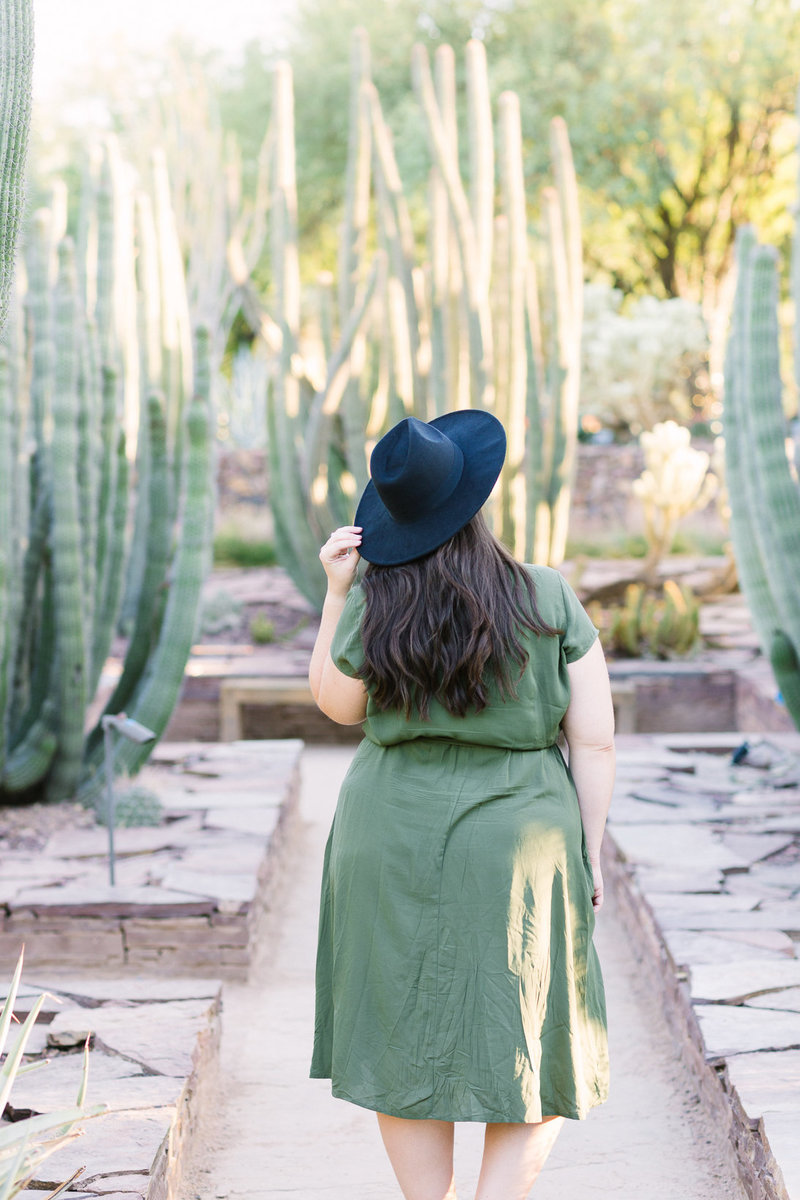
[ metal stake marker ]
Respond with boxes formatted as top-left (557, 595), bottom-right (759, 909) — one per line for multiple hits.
top-left (101, 713), bottom-right (157, 887)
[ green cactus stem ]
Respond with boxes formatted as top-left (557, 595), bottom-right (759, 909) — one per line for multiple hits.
top-left (770, 630), bottom-right (800, 730)
top-left (742, 244), bottom-right (800, 659)
top-left (45, 240), bottom-right (89, 802)
top-left (0, 0), bottom-right (34, 336)
top-left (101, 332), bottom-right (213, 779)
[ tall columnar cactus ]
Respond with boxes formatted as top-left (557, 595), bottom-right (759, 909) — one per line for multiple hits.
top-left (723, 227), bottom-right (800, 729)
top-left (0, 0), bottom-right (33, 336)
top-left (265, 33), bottom-right (583, 609)
top-left (0, 139), bottom-right (215, 804)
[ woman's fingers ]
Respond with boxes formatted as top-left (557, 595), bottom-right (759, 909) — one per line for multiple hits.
top-left (319, 528), bottom-right (362, 590)
top-left (320, 526), bottom-right (362, 560)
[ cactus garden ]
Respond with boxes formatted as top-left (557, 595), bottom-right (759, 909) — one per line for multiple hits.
top-left (2, 2), bottom-right (800, 1196)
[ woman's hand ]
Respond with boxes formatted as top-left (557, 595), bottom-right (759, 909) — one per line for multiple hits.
top-left (589, 858), bottom-right (604, 913)
top-left (319, 526), bottom-right (362, 596)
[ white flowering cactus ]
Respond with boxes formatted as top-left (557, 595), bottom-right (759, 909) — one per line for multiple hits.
top-left (632, 420), bottom-right (718, 583)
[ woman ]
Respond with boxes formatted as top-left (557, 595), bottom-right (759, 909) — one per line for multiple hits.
top-left (309, 410), bottom-right (615, 1200)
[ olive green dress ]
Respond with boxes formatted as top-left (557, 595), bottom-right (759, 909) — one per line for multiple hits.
top-left (311, 565), bottom-right (609, 1123)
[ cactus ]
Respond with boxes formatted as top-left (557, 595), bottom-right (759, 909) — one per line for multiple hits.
top-left (0, 142), bottom-right (215, 804)
top-left (265, 33), bottom-right (584, 608)
top-left (593, 579), bottom-right (700, 660)
top-left (631, 419), bottom-right (718, 587)
top-left (723, 221), bottom-right (800, 730)
top-left (0, 0), bottom-right (33, 336)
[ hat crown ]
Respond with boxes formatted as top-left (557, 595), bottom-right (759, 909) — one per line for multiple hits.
top-left (371, 418), bottom-right (464, 524)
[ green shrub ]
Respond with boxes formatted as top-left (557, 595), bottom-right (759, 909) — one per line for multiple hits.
top-left (249, 614), bottom-right (276, 644)
top-left (213, 532), bottom-right (277, 567)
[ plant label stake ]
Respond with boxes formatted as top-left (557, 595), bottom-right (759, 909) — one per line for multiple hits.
top-left (101, 713), bottom-right (156, 886)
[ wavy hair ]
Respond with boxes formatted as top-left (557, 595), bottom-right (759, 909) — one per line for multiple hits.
top-left (356, 512), bottom-right (560, 719)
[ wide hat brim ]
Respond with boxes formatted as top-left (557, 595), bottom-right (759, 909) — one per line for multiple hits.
top-left (355, 410), bottom-right (506, 566)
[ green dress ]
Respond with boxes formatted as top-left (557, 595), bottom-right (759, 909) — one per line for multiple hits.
top-left (311, 565), bottom-right (609, 1123)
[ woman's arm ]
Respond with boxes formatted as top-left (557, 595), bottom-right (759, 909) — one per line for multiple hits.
top-left (562, 638), bottom-right (616, 911)
top-left (309, 526), bottom-right (369, 725)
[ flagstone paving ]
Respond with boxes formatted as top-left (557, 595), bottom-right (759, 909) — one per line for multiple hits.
top-left (5, 976), bottom-right (220, 1200)
top-left (0, 741), bottom-right (303, 979)
top-left (607, 730), bottom-right (800, 1200)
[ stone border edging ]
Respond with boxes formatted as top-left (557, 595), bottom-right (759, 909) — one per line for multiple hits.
top-left (603, 833), bottom-right (790, 1200)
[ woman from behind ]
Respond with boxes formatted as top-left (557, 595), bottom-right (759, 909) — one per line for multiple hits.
top-left (309, 410), bottom-right (615, 1200)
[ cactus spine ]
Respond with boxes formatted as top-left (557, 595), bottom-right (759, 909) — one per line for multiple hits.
top-left (266, 33), bottom-right (583, 608)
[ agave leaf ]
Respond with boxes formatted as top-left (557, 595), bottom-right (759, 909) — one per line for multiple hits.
top-left (0, 951), bottom-right (25, 1061)
top-left (11, 1058), bottom-right (51, 1078)
top-left (0, 1103), bottom-right (105, 1151)
top-left (0, 995), bottom-right (46, 1112)
top-left (0, 1132), bottom-right (29, 1200)
top-left (75, 1039), bottom-right (90, 1109)
top-left (0, 1132), bottom-right (83, 1200)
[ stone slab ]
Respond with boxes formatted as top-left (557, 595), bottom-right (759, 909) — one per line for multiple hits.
top-left (688, 959), bottom-right (800, 1002)
top-left (7, 1053), bottom-right (181, 1114)
top-left (202, 807), bottom-right (281, 837)
top-left (25, 977), bottom-right (220, 1003)
top-left (758, 1112), bottom-right (800, 1200)
top-left (31, 1110), bottom-right (172, 1182)
top-left (48, 1000), bottom-right (215, 1078)
top-left (662, 928), bottom-right (794, 971)
top-left (8, 885), bottom-right (217, 918)
top-left (157, 868), bottom-right (255, 905)
top-left (715, 929), bottom-right (797, 956)
top-left (694, 1003), bottom-right (800, 1058)
top-left (745, 987), bottom-right (800, 1012)
top-left (610, 823), bottom-right (746, 872)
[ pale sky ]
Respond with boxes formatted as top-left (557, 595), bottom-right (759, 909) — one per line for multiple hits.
top-left (32, 0), bottom-right (290, 100)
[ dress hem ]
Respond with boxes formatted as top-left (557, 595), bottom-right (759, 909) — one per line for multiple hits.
top-left (309, 1071), bottom-right (609, 1124)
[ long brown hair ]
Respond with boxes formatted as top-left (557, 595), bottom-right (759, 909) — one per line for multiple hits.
top-left (356, 512), bottom-right (560, 718)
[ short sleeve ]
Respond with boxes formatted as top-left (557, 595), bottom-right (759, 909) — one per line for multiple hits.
top-left (558, 572), bottom-right (599, 664)
top-left (329, 584), bottom-right (366, 678)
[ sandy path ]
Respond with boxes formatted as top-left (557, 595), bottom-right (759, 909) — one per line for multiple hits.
top-left (180, 746), bottom-right (748, 1200)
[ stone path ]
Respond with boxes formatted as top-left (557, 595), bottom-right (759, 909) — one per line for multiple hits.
top-left (607, 731), bottom-right (800, 1200)
top-left (179, 747), bottom-right (751, 1200)
top-left (10, 976), bottom-right (220, 1200)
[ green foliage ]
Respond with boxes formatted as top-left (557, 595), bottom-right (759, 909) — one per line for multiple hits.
top-left (249, 614), bottom-right (276, 644)
top-left (581, 285), bottom-right (710, 432)
top-left (205, 0), bottom-right (800, 317)
top-left (0, 950), bottom-right (106, 1199)
top-left (591, 580), bottom-right (700, 660)
top-left (213, 532), bottom-right (277, 568)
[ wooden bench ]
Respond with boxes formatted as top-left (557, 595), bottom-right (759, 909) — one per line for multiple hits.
top-left (219, 677), bottom-right (316, 741)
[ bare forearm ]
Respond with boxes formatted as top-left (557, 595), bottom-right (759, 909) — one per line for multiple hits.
top-left (309, 589), bottom-right (348, 701)
top-left (566, 742), bottom-right (615, 862)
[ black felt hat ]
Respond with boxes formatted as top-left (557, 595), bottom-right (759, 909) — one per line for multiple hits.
top-left (355, 410), bottom-right (506, 566)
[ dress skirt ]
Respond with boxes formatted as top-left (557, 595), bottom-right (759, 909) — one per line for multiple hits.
top-left (311, 736), bottom-right (609, 1123)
